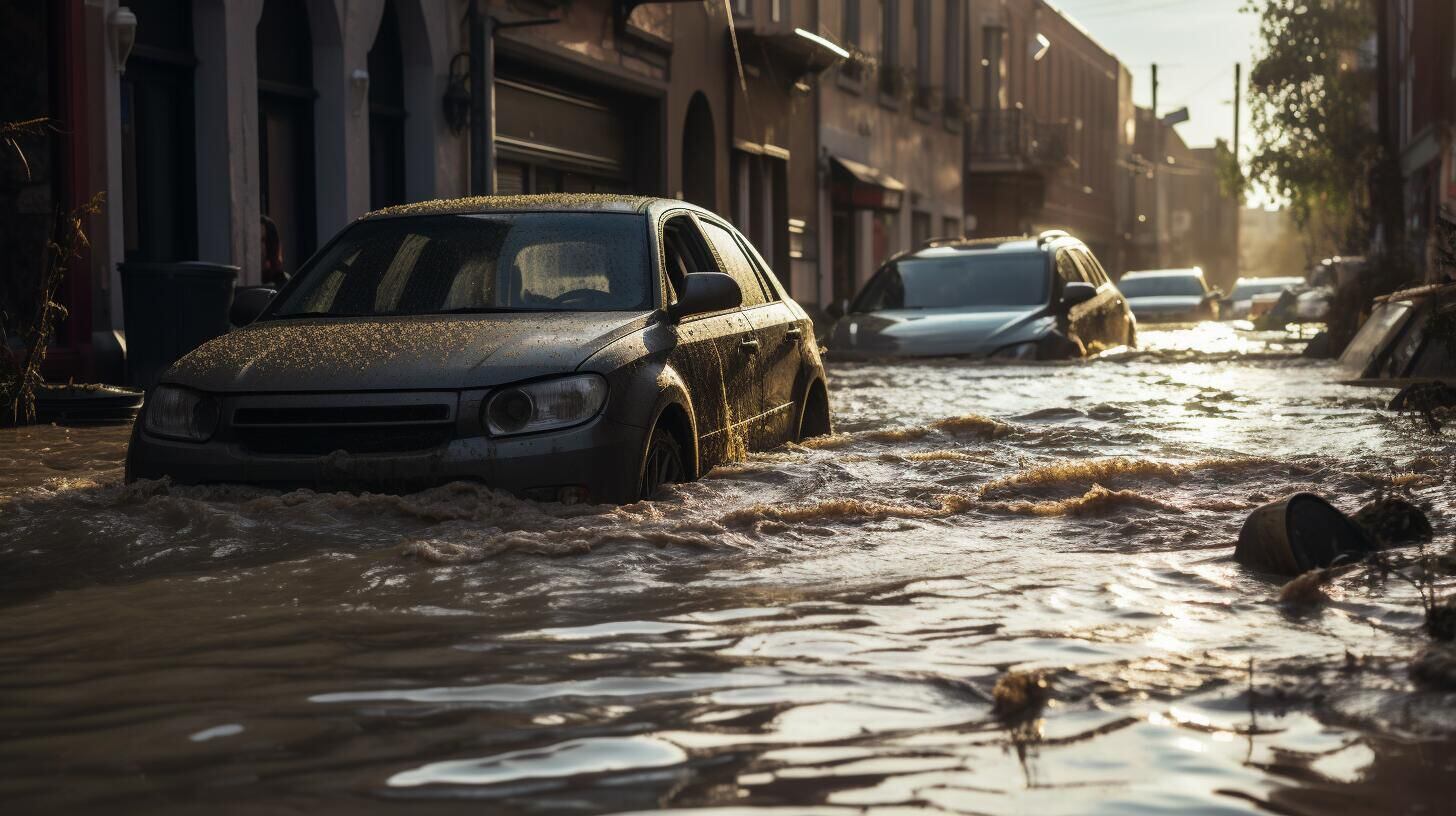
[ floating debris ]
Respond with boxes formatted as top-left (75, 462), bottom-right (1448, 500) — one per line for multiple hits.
top-left (992, 669), bottom-right (1053, 721)
top-left (1234, 493), bottom-right (1376, 575)
top-left (1353, 495), bottom-right (1434, 547)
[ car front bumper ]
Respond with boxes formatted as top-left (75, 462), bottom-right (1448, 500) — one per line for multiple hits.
top-left (126, 413), bottom-right (648, 505)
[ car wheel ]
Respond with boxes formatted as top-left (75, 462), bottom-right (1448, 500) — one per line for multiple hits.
top-left (639, 426), bottom-right (686, 500)
top-left (796, 382), bottom-right (832, 442)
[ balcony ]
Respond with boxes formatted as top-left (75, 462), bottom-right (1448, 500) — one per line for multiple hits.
top-left (968, 109), bottom-right (1075, 172)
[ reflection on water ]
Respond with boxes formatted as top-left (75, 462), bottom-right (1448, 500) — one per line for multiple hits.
top-left (1, 324), bottom-right (1453, 814)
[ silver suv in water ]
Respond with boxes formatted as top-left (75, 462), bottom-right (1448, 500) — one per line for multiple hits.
top-left (827, 231), bottom-right (1136, 360)
top-left (126, 195), bottom-right (831, 503)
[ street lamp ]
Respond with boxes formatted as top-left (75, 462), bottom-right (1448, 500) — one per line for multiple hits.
top-left (110, 6), bottom-right (137, 74)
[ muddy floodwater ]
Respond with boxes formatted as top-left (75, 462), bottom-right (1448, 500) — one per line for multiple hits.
top-left (3, 324), bottom-right (1455, 814)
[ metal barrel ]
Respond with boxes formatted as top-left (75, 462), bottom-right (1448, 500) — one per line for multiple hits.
top-left (1234, 493), bottom-right (1376, 575)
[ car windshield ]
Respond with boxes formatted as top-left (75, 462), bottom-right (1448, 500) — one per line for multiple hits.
top-left (1230, 279), bottom-right (1299, 299)
top-left (1118, 275), bottom-right (1205, 297)
top-left (269, 213), bottom-right (652, 317)
top-left (852, 252), bottom-right (1049, 312)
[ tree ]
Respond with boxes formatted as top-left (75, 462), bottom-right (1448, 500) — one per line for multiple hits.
top-left (1243, 0), bottom-right (1377, 254)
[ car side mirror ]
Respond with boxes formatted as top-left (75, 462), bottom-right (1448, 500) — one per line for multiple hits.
top-left (231, 287), bottom-right (277, 326)
top-left (827, 298), bottom-right (848, 319)
top-left (668, 272), bottom-right (742, 321)
top-left (1061, 281), bottom-right (1097, 308)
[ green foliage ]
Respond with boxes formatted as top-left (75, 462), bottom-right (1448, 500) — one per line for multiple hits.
top-left (1243, 0), bottom-right (1377, 252)
top-left (1212, 138), bottom-right (1245, 201)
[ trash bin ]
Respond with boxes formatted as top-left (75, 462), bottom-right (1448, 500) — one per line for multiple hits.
top-left (120, 262), bottom-right (238, 390)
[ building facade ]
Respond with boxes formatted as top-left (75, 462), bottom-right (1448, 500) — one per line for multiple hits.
top-left (10, 0), bottom-right (975, 381)
top-left (817, 0), bottom-right (967, 307)
top-left (1376, 0), bottom-right (1455, 281)
top-left (964, 0), bottom-right (1131, 274)
top-left (1125, 108), bottom-right (1240, 289)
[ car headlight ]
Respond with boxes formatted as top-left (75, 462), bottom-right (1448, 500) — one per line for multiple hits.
top-left (483, 374), bottom-right (607, 436)
top-left (990, 341), bottom-right (1039, 360)
top-left (143, 385), bottom-right (220, 442)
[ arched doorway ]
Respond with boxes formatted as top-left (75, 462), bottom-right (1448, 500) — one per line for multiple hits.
top-left (681, 92), bottom-right (715, 209)
top-left (367, 0), bottom-right (406, 209)
top-left (256, 0), bottom-right (316, 275)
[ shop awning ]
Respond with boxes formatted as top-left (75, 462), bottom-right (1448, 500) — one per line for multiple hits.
top-left (737, 27), bottom-right (850, 80)
top-left (831, 156), bottom-right (905, 211)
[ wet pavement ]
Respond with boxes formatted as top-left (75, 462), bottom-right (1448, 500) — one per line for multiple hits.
top-left (2, 324), bottom-right (1454, 814)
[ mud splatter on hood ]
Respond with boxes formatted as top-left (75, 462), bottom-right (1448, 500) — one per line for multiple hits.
top-left (165, 312), bottom-right (649, 393)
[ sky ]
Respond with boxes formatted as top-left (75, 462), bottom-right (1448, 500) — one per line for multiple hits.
top-left (1046, 0), bottom-right (1259, 161)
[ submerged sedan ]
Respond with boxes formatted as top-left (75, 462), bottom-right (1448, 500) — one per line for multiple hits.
top-left (1221, 275), bottom-right (1305, 320)
top-left (828, 232), bottom-right (1136, 360)
top-left (126, 195), bottom-right (831, 503)
top-left (1117, 268), bottom-right (1222, 323)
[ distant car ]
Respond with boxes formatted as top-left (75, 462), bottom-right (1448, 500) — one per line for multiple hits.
top-left (827, 231), bottom-right (1136, 360)
top-left (126, 195), bottom-right (831, 503)
top-left (1222, 276), bottom-right (1304, 320)
top-left (1116, 268), bottom-right (1221, 323)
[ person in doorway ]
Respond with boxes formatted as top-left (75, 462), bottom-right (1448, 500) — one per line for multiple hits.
top-left (261, 215), bottom-right (287, 288)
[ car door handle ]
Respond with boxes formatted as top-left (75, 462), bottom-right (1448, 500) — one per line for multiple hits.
top-left (739, 337), bottom-right (760, 353)
top-left (785, 328), bottom-right (803, 341)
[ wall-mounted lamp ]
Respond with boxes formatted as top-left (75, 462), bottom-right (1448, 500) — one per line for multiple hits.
top-left (350, 68), bottom-right (370, 115)
top-left (1031, 33), bottom-right (1050, 62)
top-left (111, 6), bottom-right (137, 74)
top-left (443, 52), bottom-right (472, 133)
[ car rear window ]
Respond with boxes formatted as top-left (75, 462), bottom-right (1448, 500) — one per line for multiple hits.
top-left (852, 252), bottom-right (1050, 312)
top-left (1117, 275), bottom-right (1205, 297)
top-left (270, 213), bottom-right (651, 317)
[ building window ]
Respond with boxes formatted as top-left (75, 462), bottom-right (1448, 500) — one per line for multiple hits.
top-left (734, 0), bottom-right (750, 18)
top-left (914, 0), bottom-right (931, 97)
top-left (879, 0), bottom-right (900, 97)
top-left (120, 0), bottom-right (198, 263)
top-left (981, 26), bottom-right (1005, 111)
top-left (257, 0), bottom-right (317, 276)
top-left (844, 0), bottom-right (860, 46)
top-left (912, 210), bottom-right (931, 246)
top-left (944, 0), bottom-right (962, 104)
top-left (771, 0), bottom-right (784, 23)
top-left (367, 0), bottom-right (407, 210)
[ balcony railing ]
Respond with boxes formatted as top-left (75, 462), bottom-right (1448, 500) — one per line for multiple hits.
top-left (969, 109), bottom-right (1073, 169)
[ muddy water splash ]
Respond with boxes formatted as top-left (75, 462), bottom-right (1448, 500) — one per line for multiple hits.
top-left (2, 324), bottom-right (1454, 814)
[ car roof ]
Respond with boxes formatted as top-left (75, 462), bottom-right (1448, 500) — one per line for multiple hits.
top-left (1234, 276), bottom-right (1303, 285)
top-left (360, 193), bottom-right (690, 221)
top-left (896, 232), bottom-right (1079, 266)
top-left (1122, 268), bottom-right (1204, 278)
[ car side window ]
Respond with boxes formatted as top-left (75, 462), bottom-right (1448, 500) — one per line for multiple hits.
top-left (1055, 251), bottom-right (1087, 285)
top-left (1072, 250), bottom-right (1108, 287)
top-left (701, 221), bottom-right (770, 308)
top-left (661, 215), bottom-right (714, 303)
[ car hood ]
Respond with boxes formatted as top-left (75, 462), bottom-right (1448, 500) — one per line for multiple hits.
top-left (1125, 296), bottom-right (1202, 312)
top-left (829, 307), bottom-right (1053, 358)
top-left (164, 312), bottom-right (649, 393)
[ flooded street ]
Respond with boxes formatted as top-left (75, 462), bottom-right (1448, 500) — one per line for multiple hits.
top-left (3, 324), bottom-right (1454, 814)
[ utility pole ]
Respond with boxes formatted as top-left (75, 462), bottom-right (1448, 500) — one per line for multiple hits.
top-left (468, 1), bottom-right (559, 196)
top-left (1233, 63), bottom-right (1241, 161)
top-left (1234, 62), bottom-right (1243, 279)
top-left (1151, 63), bottom-right (1162, 266)
top-left (1151, 63), bottom-right (1158, 119)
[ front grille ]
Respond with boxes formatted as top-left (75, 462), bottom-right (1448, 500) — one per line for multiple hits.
top-left (235, 425), bottom-right (454, 455)
top-left (233, 404), bottom-right (450, 426)
top-left (228, 395), bottom-right (458, 455)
